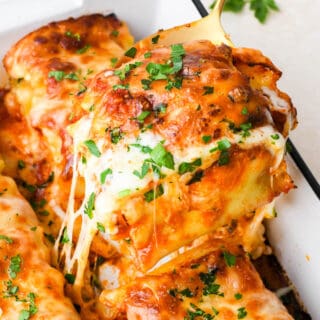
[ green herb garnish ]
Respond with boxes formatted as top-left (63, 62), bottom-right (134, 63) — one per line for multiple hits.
top-left (237, 307), bottom-right (248, 319)
top-left (210, 0), bottom-right (279, 23)
top-left (100, 168), bottom-right (112, 184)
top-left (144, 184), bottom-right (164, 202)
top-left (124, 47), bottom-right (137, 58)
top-left (65, 273), bottom-right (75, 284)
top-left (203, 86), bottom-right (214, 95)
top-left (84, 140), bottom-right (101, 157)
top-left (223, 251), bottom-right (236, 267)
top-left (97, 222), bottom-right (105, 233)
top-left (84, 192), bottom-right (95, 219)
top-left (151, 35), bottom-right (160, 44)
top-left (8, 255), bottom-right (22, 279)
top-left (178, 158), bottom-right (202, 175)
top-left (0, 235), bottom-right (13, 244)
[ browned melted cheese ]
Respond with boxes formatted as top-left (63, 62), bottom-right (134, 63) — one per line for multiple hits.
top-left (0, 175), bottom-right (79, 319)
top-left (63, 41), bottom-right (295, 278)
top-left (0, 14), bottom-right (134, 236)
top-left (101, 240), bottom-right (293, 319)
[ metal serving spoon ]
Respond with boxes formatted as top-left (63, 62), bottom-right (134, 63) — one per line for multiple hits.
top-left (136, 0), bottom-right (233, 49)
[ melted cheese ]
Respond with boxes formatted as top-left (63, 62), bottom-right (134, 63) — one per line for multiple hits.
top-left (55, 41), bottom-right (295, 306)
top-left (0, 175), bottom-right (79, 319)
top-left (100, 240), bottom-right (293, 319)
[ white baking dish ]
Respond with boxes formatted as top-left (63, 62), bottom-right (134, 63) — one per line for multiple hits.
top-left (0, 0), bottom-right (319, 318)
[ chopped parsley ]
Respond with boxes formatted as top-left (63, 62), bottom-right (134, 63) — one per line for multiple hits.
top-left (154, 103), bottom-right (167, 115)
top-left (237, 307), bottom-right (248, 319)
top-left (234, 292), bottom-right (243, 300)
top-left (109, 127), bottom-right (123, 144)
top-left (145, 44), bottom-right (185, 90)
top-left (210, 0), bottom-right (279, 23)
top-left (65, 273), bottom-right (75, 284)
top-left (100, 168), bottom-right (112, 184)
top-left (144, 184), bottom-right (164, 202)
top-left (144, 51), bottom-right (152, 58)
top-left (241, 106), bottom-right (249, 115)
top-left (44, 233), bottom-right (55, 244)
top-left (84, 192), bottom-right (95, 219)
top-left (169, 287), bottom-right (194, 298)
top-left (114, 61), bottom-right (142, 80)
top-left (271, 133), bottom-right (280, 140)
top-left (209, 138), bottom-right (232, 166)
top-left (8, 255), bottom-right (22, 279)
top-left (3, 280), bottom-right (19, 298)
top-left (0, 235), bottom-right (13, 244)
top-left (110, 29), bottom-right (119, 37)
top-left (141, 79), bottom-right (152, 90)
top-left (17, 160), bottom-right (26, 170)
top-left (97, 222), bottom-right (105, 233)
top-left (150, 143), bottom-right (175, 169)
top-left (124, 47), bottom-right (137, 58)
top-left (186, 170), bottom-right (204, 185)
top-left (133, 161), bottom-right (150, 179)
top-left (48, 70), bottom-right (79, 82)
top-left (136, 110), bottom-right (151, 122)
top-left (185, 303), bottom-right (216, 320)
top-left (202, 135), bottom-right (212, 144)
top-left (60, 227), bottom-right (70, 244)
top-left (151, 34), bottom-right (160, 44)
top-left (118, 189), bottom-right (131, 198)
top-left (130, 143), bottom-right (152, 154)
top-left (113, 84), bottom-right (129, 90)
top-left (19, 292), bottom-right (38, 320)
top-left (203, 86), bottom-right (214, 95)
top-left (199, 269), bottom-right (224, 297)
top-left (223, 251), bottom-right (236, 267)
top-left (76, 44), bottom-right (91, 54)
top-left (178, 158), bottom-right (202, 175)
top-left (110, 57), bottom-right (118, 67)
top-left (84, 140), bottom-right (101, 157)
top-left (65, 30), bottom-right (80, 41)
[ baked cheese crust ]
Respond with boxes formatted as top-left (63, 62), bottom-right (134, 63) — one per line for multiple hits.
top-left (0, 175), bottom-right (79, 319)
top-left (58, 41), bottom-right (295, 292)
top-left (101, 239), bottom-right (293, 319)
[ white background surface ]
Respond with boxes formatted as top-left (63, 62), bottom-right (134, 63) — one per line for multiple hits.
top-left (0, 0), bottom-right (319, 318)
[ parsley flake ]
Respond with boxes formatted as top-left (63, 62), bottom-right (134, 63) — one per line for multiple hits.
top-left (8, 255), bottom-right (22, 279)
top-left (65, 273), bottom-right (75, 284)
top-left (84, 140), bottom-right (101, 157)
top-left (178, 158), bottom-right (202, 175)
top-left (237, 307), bottom-right (248, 319)
top-left (203, 86), bottom-right (214, 95)
top-left (202, 135), bottom-right (212, 144)
top-left (76, 44), bottom-right (91, 54)
top-left (151, 34), bottom-right (160, 44)
top-left (136, 110), bottom-right (151, 122)
top-left (84, 192), bottom-right (95, 219)
top-left (223, 251), bottom-right (236, 267)
top-left (235, 292), bottom-right (243, 300)
top-left (144, 184), bottom-right (164, 202)
top-left (100, 168), bottom-right (112, 184)
top-left (150, 143), bottom-right (175, 169)
top-left (0, 235), bottom-right (13, 244)
top-left (97, 222), bottom-right (105, 233)
top-left (124, 47), bottom-right (137, 58)
top-left (17, 160), bottom-right (26, 170)
top-left (118, 189), bottom-right (131, 198)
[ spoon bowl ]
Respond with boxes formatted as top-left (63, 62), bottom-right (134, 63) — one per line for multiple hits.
top-left (136, 0), bottom-right (233, 50)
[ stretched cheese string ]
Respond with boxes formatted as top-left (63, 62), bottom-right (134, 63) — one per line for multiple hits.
top-left (54, 95), bottom-right (287, 301)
